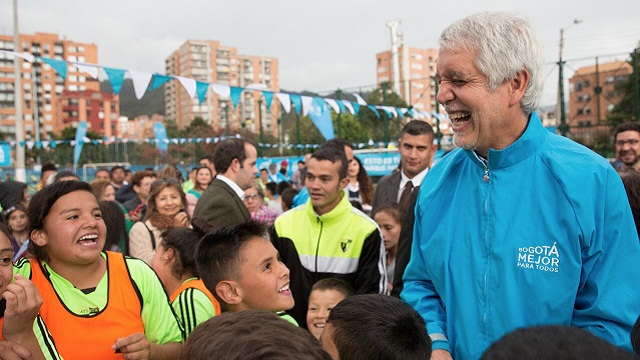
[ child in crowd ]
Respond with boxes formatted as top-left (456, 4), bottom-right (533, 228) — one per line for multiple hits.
top-left (195, 221), bottom-right (295, 324)
top-left (152, 227), bottom-right (220, 337)
top-left (182, 310), bottom-right (331, 360)
top-left (321, 294), bottom-right (432, 360)
top-left (15, 181), bottom-right (183, 360)
top-left (0, 222), bottom-right (61, 360)
top-left (306, 278), bottom-right (354, 340)
top-left (372, 203), bottom-right (402, 294)
top-left (3, 203), bottom-right (30, 260)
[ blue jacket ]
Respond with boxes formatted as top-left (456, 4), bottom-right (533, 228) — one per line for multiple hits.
top-left (401, 113), bottom-right (640, 359)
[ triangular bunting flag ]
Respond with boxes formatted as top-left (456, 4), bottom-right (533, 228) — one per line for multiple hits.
top-left (276, 93), bottom-right (291, 113)
top-left (176, 76), bottom-right (197, 99)
top-left (301, 96), bottom-right (313, 116)
top-left (324, 98), bottom-right (340, 114)
top-left (262, 91), bottom-right (274, 110)
top-left (230, 87), bottom-right (244, 109)
top-left (196, 81), bottom-right (209, 104)
top-left (352, 102), bottom-right (360, 115)
top-left (40, 57), bottom-right (68, 79)
top-left (149, 74), bottom-right (173, 90)
top-left (0, 50), bottom-right (35, 63)
top-left (354, 93), bottom-right (368, 106)
top-left (103, 67), bottom-right (126, 95)
top-left (290, 95), bottom-right (302, 116)
top-left (212, 84), bottom-right (230, 98)
top-left (367, 105), bottom-right (380, 118)
top-left (72, 62), bottom-right (99, 79)
top-left (130, 71), bottom-right (153, 100)
top-left (341, 100), bottom-right (354, 115)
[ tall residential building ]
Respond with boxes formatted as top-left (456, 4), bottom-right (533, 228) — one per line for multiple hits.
top-left (568, 60), bottom-right (632, 142)
top-left (164, 40), bottom-right (279, 136)
top-left (0, 32), bottom-right (115, 139)
top-left (376, 46), bottom-right (439, 116)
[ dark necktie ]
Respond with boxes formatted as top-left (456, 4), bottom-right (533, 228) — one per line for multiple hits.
top-left (399, 180), bottom-right (413, 212)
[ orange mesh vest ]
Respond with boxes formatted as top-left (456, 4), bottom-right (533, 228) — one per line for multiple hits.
top-left (30, 251), bottom-right (144, 360)
top-left (0, 317), bottom-right (3, 340)
top-left (169, 278), bottom-right (221, 315)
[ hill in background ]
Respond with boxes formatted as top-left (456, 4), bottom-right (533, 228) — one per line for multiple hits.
top-left (100, 79), bottom-right (164, 118)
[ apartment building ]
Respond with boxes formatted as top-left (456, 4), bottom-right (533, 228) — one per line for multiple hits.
top-left (164, 40), bottom-right (279, 136)
top-left (568, 60), bottom-right (632, 142)
top-left (376, 46), bottom-right (439, 116)
top-left (0, 32), bottom-right (115, 138)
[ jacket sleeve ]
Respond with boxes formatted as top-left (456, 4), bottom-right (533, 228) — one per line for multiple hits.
top-left (128, 221), bottom-right (154, 265)
top-left (401, 201), bottom-right (451, 353)
top-left (571, 170), bottom-right (640, 351)
top-left (354, 228), bottom-right (387, 295)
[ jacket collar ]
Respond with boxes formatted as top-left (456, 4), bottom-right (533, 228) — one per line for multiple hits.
top-left (304, 191), bottom-right (351, 223)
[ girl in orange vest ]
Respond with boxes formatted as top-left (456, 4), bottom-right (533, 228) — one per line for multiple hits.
top-left (14, 181), bottom-right (183, 360)
top-left (151, 227), bottom-right (220, 336)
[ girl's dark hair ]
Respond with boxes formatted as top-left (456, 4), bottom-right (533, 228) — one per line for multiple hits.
top-left (0, 222), bottom-right (13, 243)
top-left (160, 227), bottom-right (202, 279)
top-left (99, 200), bottom-right (129, 254)
top-left (28, 181), bottom-right (93, 261)
top-left (354, 156), bottom-right (374, 206)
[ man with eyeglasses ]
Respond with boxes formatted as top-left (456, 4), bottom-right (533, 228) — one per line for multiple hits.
top-left (613, 122), bottom-right (640, 173)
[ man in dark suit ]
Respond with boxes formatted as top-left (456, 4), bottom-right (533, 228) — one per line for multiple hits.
top-left (193, 138), bottom-right (258, 231)
top-left (371, 120), bottom-right (436, 296)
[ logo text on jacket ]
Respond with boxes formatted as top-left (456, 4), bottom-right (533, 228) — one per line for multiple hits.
top-left (517, 242), bottom-right (559, 273)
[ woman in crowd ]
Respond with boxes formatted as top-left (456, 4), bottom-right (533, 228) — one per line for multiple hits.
top-left (151, 227), bottom-right (220, 337)
top-left (243, 184), bottom-right (279, 226)
top-left (346, 156), bottom-right (373, 213)
top-left (14, 181), bottom-right (183, 359)
top-left (372, 203), bottom-right (402, 294)
top-left (91, 180), bottom-right (135, 233)
top-left (185, 167), bottom-right (213, 218)
top-left (3, 203), bottom-right (30, 261)
top-left (129, 179), bottom-right (190, 265)
top-left (99, 200), bottom-right (130, 254)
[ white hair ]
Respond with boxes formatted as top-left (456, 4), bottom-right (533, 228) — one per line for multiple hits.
top-left (439, 12), bottom-right (544, 114)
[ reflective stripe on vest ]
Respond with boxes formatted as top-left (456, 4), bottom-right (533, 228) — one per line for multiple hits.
top-left (30, 251), bottom-right (144, 360)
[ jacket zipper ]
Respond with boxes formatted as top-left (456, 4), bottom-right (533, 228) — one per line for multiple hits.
top-left (315, 217), bottom-right (323, 272)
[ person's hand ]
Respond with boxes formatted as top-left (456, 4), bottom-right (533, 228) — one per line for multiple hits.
top-left (173, 211), bottom-right (189, 228)
top-left (2, 275), bottom-right (42, 343)
top-left (112, 332), bottom-right (150, 360)
top-left (0, 341), bottom-right (32, 360)
top-left (129, 211), bottom-right (142, 222)
top-left (431, 349), bottom-right (453, 360)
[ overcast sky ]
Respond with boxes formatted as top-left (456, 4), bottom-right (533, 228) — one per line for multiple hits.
top-left (1, 0), bottom-right (638, 108)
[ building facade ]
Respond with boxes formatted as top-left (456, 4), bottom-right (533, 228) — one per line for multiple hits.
top-left (164, 40), bottom-right (279, 136)
top-left (376, 46), bottom-right (439, 116)
top-left (0, 32), bottom-right (115, 139)
top-left (568, 60), bottom-right (632, 143)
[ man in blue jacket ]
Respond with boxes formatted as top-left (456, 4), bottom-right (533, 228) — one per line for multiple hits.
top-left (401, 11), bottom-right (640, 360)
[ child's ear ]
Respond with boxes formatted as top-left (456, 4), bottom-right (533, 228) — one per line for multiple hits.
top-left (30, 229), bottom-right (47, 246)
top-left (215, 281), bottom-right (242, 305)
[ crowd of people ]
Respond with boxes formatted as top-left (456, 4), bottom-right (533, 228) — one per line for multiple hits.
top-left (1, 11), bottom-right (640, 360)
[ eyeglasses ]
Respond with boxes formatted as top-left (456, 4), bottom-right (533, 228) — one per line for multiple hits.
top-left (244, 194), bottom-right (261, 201)
top-left (615, 139), bottom-right (640, 147)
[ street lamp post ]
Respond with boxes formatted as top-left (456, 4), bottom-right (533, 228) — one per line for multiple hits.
top-left (258, 98), bottom-right (263, 156)
top-left (557, 19), bottom-right (582, 137)
top-left (13, 0), bottom-right (26, 181)
top-left (221, 101), bottom-right (229, 137)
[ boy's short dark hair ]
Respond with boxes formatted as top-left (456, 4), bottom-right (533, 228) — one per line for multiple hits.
top-left (183, 310), bottom-right (331, 360)
top-left (310, 278), bottom-right (355, 299)
top-left (265, 182), bottom-right (277, 196)
top-left (325, 294), bottom-right (431, 360)
top-left (321, 138), bottom-right (354, 153)
top-left (195, 221), bottom-right (269, 304)
top-left (310, 148), bottom-right (348, 180)
top-left (280, 187), bottom-right (299, 211)
top-left (110, 165), bottom-right (124, 174)
top-left (482, 325), bottom-right (638, 360)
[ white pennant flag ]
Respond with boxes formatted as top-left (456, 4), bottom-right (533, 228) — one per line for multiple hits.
top-left (301, 96), bottom-right (313, 116)
top-left (212, 84), bottom-right (231, 98)
top-left (245, 83), bottom-right (267, 90)
top-left (353, 93), bottom-right (368, 105)
top-left (341, 100), bottom-right (355, 115)
top-left (382, 106), bottom-right (398, 118)
top-left (276, 93), bottom-right (291, 113)
top-left (324, 99), bottom-right (340, 114)
top-left (26, 141), bottom-right (35, 149)
top-left (72, 62), bottom-right (99, 79)
top-left (0, 50), bottom-right (35, 63)
top-left (176, 76), bottom-right (197, 99)
top-left (129, 71), bottom-right (152, 100)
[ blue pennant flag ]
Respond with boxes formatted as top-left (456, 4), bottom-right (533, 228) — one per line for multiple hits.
top-left (396, 108), bottom-right (405, 118)
top-left (290, 94), bottom-right (302, 115)
top-left (352, 102), bottom-right (360, 115)
top-left (308, 97), bottom-right (335, 141)
top-left (196, 81), bottom-right (209, 104)
top-left (337, 100), bottom-right (346, 114)
top-left (262, 91), bottom-right (274, 110)
top-left (103, 67), bottom-right (126, 95)
top-left (73, 121), bottom-right (88, 166)
top-left (153, 122), bottom-right (168, 153)
top-left (230, 87), bottom-right (244, 109)
top-left (367, 105), bottom-right (381, 118)
top-left (149, 74), bottom-right (173, 90)
top-left (381, 108), bottom-right (393, 119)
top-left (40, 57), bottom-right (68, 80)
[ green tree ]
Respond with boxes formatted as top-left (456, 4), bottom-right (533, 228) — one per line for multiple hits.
top-left (607, 48), bottom-right (640, 128)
